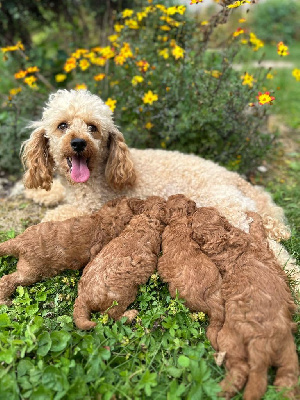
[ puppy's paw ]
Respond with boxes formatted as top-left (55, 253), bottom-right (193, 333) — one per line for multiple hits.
top-left (121, 309), bottom-right (139, 323)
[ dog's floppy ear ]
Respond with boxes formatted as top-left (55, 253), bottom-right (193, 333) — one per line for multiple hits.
top-left (21, 123), bottom-right (54, 191)
top-left (105, 126), bottom-right (136, 190)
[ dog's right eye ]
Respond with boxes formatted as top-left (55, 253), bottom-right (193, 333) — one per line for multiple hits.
top-left (58, 122), bottom-right (68, 131)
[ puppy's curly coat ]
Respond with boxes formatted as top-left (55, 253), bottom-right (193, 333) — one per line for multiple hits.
top-left (20, 89), bottom-right (299, 286)
top-left (0, 197), bottom-right (135, 305)
top-left (73, 196), bottom-right (166, 330)
top-left (158, 195), bottom-right (224, 350)
top-left (192, 208), bottom-right (299, 400)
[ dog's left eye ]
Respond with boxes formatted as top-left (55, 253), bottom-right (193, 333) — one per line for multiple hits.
top-left (58, 122), bottom-right (68, 131)
top-left (87, 124), bottom-right (97, 133)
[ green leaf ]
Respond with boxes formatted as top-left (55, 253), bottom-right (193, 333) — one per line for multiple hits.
top-left (166, 366), bottom-right (182, 378)
top-left (42, 366), bottom-right (69, 392)
top-left (37, 332), bottom-right (52, 356)
top-left (50, 331), bottom-right (71, 352)
top-left (0, 313), bottom-right (11, 328)
top-left (178, 355), bottom-right (190, 368)
top-left (0, 347), bottom-right (15, 364)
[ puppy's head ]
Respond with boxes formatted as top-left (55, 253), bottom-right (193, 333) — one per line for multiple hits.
top-left (165, 194), bottom-right (196, 224)
top-left (22, 90), bottom-right (136, 191)
top-left (192, 207), bottom-right (232, 255)
top-left (140, 196), bottom-right (166, 222)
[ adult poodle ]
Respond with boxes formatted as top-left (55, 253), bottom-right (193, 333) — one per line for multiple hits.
top-left (21, 89), bottom-right (299, 283)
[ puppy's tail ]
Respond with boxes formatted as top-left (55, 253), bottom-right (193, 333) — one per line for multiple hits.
top-left (73, 296), bottom-right (96, 330)
top-left (0, 239), bottom-right (19, 258)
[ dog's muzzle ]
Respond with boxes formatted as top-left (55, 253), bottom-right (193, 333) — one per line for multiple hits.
top-left (67, 139), bottom-right (90, 183)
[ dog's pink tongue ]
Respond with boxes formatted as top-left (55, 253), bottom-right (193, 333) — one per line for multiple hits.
top-left (70, 155), bottom-right (90, 183)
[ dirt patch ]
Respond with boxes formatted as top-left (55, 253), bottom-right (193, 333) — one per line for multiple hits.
top-left (0, 177), bottom-right (47, 234)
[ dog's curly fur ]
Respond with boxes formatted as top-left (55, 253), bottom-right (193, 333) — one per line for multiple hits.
top-left (192, 208), bottom-right (299, 400)
top-left (20, 89), bottom-right (300, 286)
top-left (157, 195), bottom-right (224, 350)
top-left (73, 196), bottom-right (166, 330)
top-left (0, 197), bottom-right (135, 305)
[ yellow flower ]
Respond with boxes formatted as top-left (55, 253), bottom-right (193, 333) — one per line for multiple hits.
top-left (292, 68), bottom-right (300, 81)
top-left (125, 19), bottom-right (139, 29)
top-left (94, 73), bottom-right (106, 81)
top-left (201, 20), bottom-right (209, 26)
top-left (211, 70), bottom-right (222, 78)
top-left (91, 46), bottom-right (103, 52)
top-left (256, 91), bottom-right (275, 105)
top-left (158, 35), bottom-right (169, 42)
top-left (190, 0), bottom-right (203, 4)
top-left (239, 18), bottom-right (246, 23)
top-left (108, 34), bottom-right (119, 43)
top-left (100, 46), bottom-right (115, 59)
top-left (137, 11), bottom-right (147, 21)
top-left (158, 48), bottom-right (169, 59)
top-left (143, 90), bottom-right (158, 105)
top-left (114, 54), bottom-right (126, 66)
top-left (160, 25), bottom-right (171, 31)
top-left (205, 70), bottom-right (222, 78)
top-left (241, 72), bottom-right (256, 87)
top-left (14, 70), bottom-right (27, 79)
top-left (249, 33), bottom-right (264, 51)
top-left (9, 87), bottom-right (22, 96)
top-left (24, 75), bottom-right (37, 88)
top-left (266, 72), bottom-right (274, 80)
top-left (55, 74), bottom-right (67, 82)
top-left (75, 83), bottom-right (87, 90)
top-left (26, 66), bottom-right (39, 73)
top-left (1, 41), bottom-right (24, 53)
top-left (277, 41), bottom-right (289, 57)
top-left (240, 39), bottom-right (248, 45)
top-left (105, 98), bottom-right (117, 112)
top-left (227, 0), bottom-right (250, 9)
top-left (136, 60), bottom-right (150, 72)
top-left (161, 141), bottom-right (166, 148)
top-left (233, 28), bottom-right (244, 37)
top-left (177, 5), bottom-right (186, 14)
top-left (132, 75), bottom-right (144, 86)
top-left (122, 9), bottom-right (134, 18)
top-left (64, 57), bottom-right (77, 72)
top-left (120, 42), bottom-right (133, 58)
top-left (72, 49), bottom-right (89, 59)
top-left (110, 81), bottom-right (119, 87)
top-left (145, 122), bottom-right (154, 130)
top-left (79, 59), bottom-right (90, 71)
top-left (156, 4), bottom-right (167, 12)
top-left (91, 57), bottom-right (106, 66)
top-left (172, 45), bottom-right (185, 60)
top-left (114, 23), bottom-right (124, 33)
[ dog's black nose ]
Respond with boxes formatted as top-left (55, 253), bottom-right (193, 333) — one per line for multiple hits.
top-left (71, 138), bottom-right (87, 153)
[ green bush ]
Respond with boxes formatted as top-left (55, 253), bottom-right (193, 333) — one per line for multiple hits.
top-left (250, 0), bottom-right (300, 44)
top-left (0, 1), bottom-right (275, 177)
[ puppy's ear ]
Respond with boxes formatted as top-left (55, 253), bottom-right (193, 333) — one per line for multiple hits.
top-left (105, 126), bottom-right (136, 190)
top-left (187, 199), bottom-right (197, 216)
top-left (127, 198), bottom-right (145, 215)
top-left (21, 123), bottom-right (54, 191)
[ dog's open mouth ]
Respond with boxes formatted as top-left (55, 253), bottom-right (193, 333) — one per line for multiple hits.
top-left (67, 155), bottom-right (90, 183)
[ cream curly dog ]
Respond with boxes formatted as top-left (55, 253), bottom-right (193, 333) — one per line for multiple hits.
top-left (21, 89), bottom-right (299, 285)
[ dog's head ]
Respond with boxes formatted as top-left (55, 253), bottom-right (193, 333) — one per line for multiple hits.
top-left (21, 89), bottom-right (136, 191)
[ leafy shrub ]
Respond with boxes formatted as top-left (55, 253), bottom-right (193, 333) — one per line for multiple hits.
top-left (0, 1), bottom-right (276, 177)
top-left (250, 0), bottom-right (300, 44)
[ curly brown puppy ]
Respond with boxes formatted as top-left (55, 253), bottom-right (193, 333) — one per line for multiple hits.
top-left (73, 196), bottom-right (166, 330)
top-left (0, 197), bottom-right (135, 305)
top-left (157, 195), bottom-right (224, 350)
top-left (192, 207), bottom-right (299, 400)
